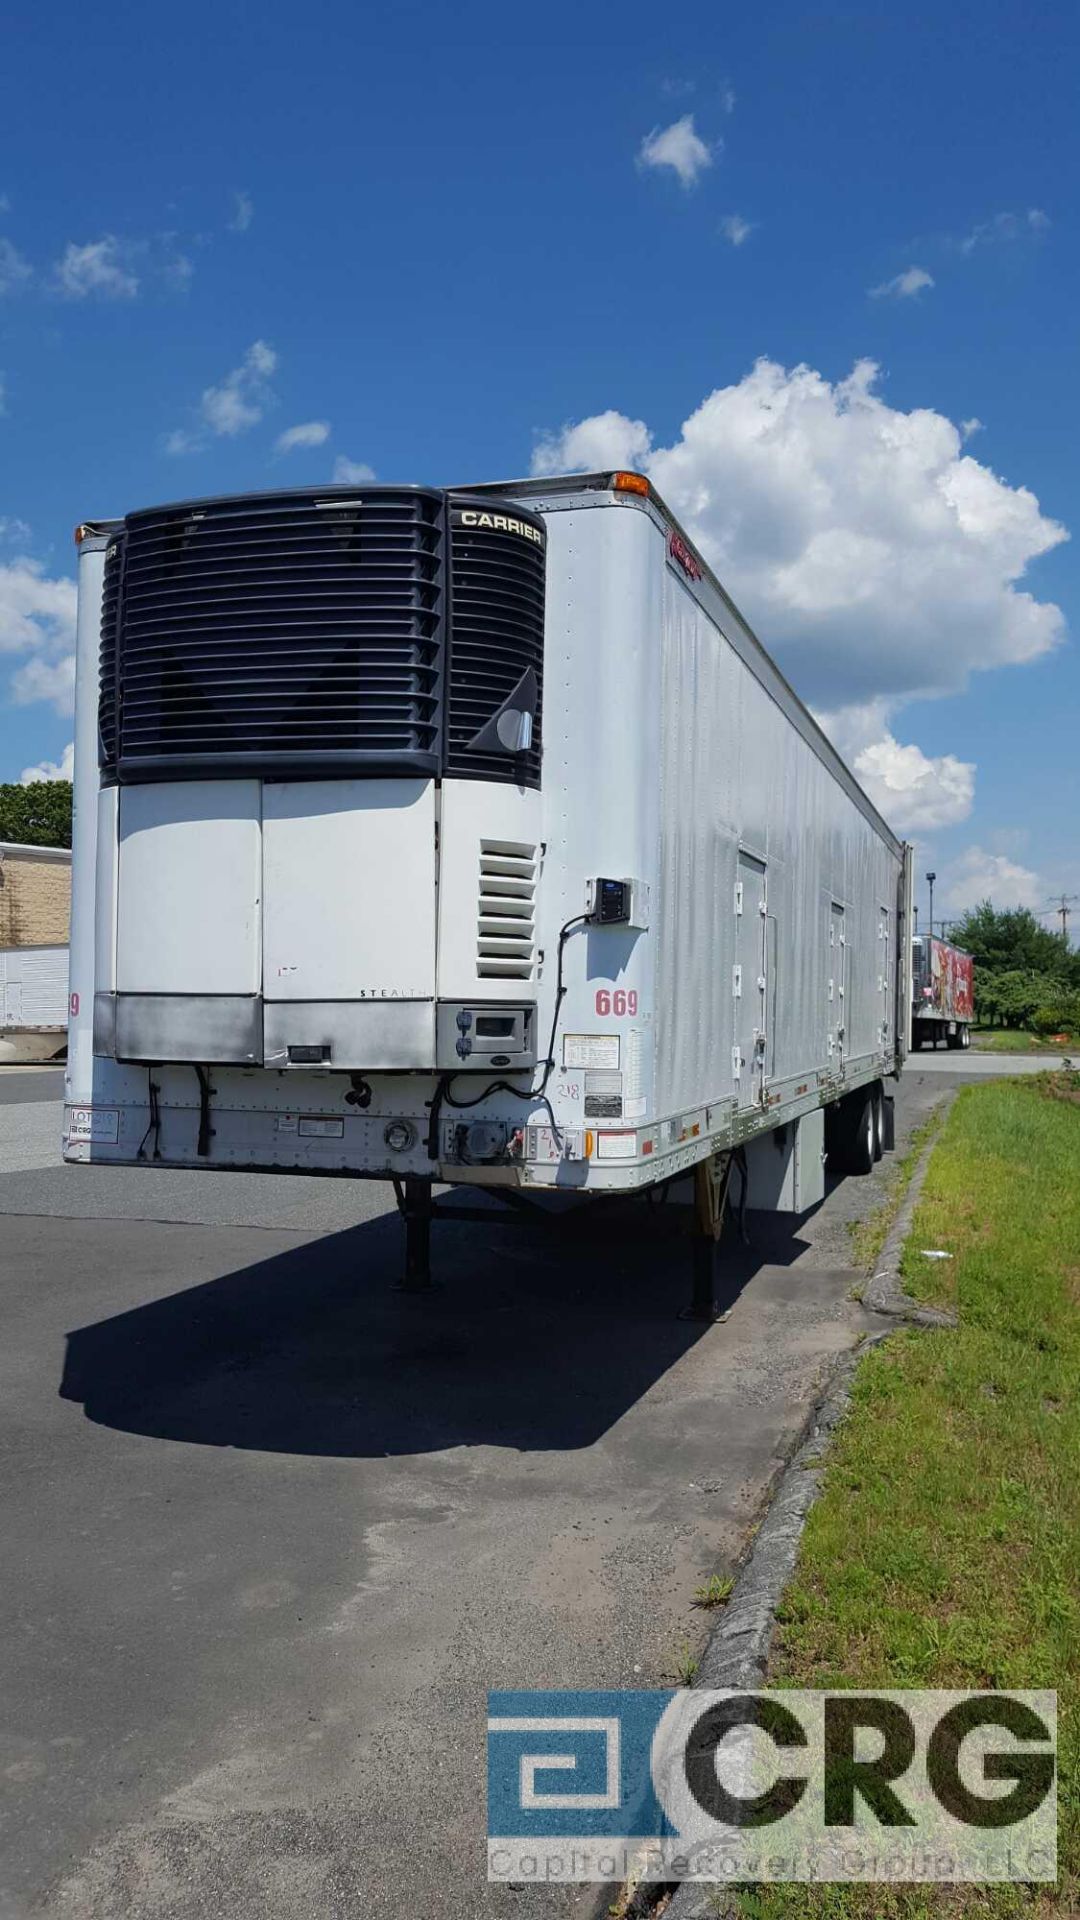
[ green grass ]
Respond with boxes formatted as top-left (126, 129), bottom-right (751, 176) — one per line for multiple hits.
top-left (847, 1104), bottom-right (947, 1273)
top-left (737, 1078), bottom-right (1080, 1920)
top-left (673, 1640), bottom-right (700, 1685)
top-left (694, 1573), bottom-right (736, 1610)
top-left (970, 1029), bottom-right (1075, 1055)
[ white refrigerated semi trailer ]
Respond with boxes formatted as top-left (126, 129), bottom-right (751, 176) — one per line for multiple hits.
top-left (65, 472), bottom-right (913, 1310)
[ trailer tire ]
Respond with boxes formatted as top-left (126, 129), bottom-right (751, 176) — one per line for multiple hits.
top-left (872, 1086), bottom-right (885, 1161)
top-left (946, 1026), bottom-right (970, 1051)
top-left (829, 1088), bottom-right (876, 1175)
top-left (910, 1029), bottom-right (922, 1051)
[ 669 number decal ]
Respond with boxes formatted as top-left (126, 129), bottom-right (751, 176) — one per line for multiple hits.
top-left (595, 988), bottom-right (638, 1017)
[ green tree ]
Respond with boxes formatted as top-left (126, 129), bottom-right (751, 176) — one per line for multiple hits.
top-left (973, 966), bottom-right (1003, 1026)
top-left (951, 901), bottom-right (1072, 983)
top-left (1031, 998), bottom-right (1079, 1038)
top-left (993, 970), bottom-right (1067, 1029)
top-left (0, 781), bottom-right (73, 849)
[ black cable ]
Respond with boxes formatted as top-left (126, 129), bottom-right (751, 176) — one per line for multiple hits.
top-left (136, 1068), bottom-right (157, 1161)
top-left (536, 913), bottom-right (589, 1096)
top-left (136, 1069), bottom-right (162, 1161)
top-left (425, 1074), bottom-right (450, 1160)
top-left (195, 1065), bottom-right (213, 1158)
top-left (424, 915), bottom-right (591, 1161)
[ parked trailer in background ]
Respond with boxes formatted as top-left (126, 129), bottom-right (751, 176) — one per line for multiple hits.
top-left (65, 472), bottom-right (913, 1312)
top-left (0, 946), bottom-right (68, 1064)
top-left (911, 934), bottom-right (974, 1051)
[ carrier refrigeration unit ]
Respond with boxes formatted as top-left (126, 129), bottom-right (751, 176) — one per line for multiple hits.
top-left (65, 473), bottom-right (913, 1313)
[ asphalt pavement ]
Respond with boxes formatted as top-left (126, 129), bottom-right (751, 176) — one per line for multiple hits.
top-left (909, 1047), bottom-right (1069, 1075)
top-left (0, 1054), bottom-right (1032, 1918)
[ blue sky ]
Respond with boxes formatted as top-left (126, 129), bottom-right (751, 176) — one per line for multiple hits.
top-left (2, 0), bottom-right (1077, 930)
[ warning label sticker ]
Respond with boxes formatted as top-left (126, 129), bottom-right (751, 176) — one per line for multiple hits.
top-left (563, 1033), bottom-right (620, 1072)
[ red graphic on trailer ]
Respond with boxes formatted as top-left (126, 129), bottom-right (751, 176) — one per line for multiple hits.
top-left (929, 939), bottom-right (974, 1022)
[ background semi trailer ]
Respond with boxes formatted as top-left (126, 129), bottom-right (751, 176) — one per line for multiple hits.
top-left (910, 933), bottom-right (974, 1051)
top-left (64, 473), bottom-right (913, 1310)
top-left (0, 946), bottom-right (69, 1064)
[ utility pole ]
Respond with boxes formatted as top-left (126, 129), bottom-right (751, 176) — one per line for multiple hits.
top-left (1047, 893), bottom-right (1078, 947)
top-left (926, 871), bottom-right (936, 942)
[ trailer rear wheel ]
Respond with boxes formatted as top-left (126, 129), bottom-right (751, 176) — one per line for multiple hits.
top-left (946, 1026), bottom-right (970, 1051)
top-left (828, 1087), bottom-right (877, 1175)
top-left (872, 1086), bottom-right (885, 1161)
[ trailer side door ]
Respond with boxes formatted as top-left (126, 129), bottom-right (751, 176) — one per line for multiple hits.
top-left (734, 852), bottom-right (767, 1107)
top-left (879, 905), bottom-right (891, 1054)
top-left (828, 901), bottom-right (846, 1072)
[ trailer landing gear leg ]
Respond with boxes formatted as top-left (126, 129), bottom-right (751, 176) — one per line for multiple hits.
top-left (680, 1153), bottom-right (733, 1323)
top-left (396, 1176), bottom-right (436, 1294)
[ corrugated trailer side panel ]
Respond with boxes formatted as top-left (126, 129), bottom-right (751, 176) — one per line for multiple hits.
top-left (654, 538), bottom-right (901, 1124)
top-left (0, 946), bottom-right (69, 1027)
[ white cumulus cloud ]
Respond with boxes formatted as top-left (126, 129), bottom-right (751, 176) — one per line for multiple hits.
top-left (719, 213), bottom-right (754, 246)
top-left (55, 236), bottom-right (139, 299)
top-left (0, 559), bottom-right (77, 658)
top-left (869, 266), bottom-right (934, 300)
top-left (228, 190), bottom-right (254, 233)
top-left (0, 557), bottom-right (77, 726)
top-left (201, 340), bottom-right (277, 436)
top-left (853, 733), bottom-right (974, 831)
top-left (960, 208), bottom-right (1050, 254)
top-left (530, 358), bottom-right (1068, 833)
top-left (333, 456), bottom-right (376, 484)
top-left (637, 115), bottom-right (715, 188)
top-left (814, 701), bottom-right (975, 833)
top-left (535, 358), bottom-right (1066, 709)
top-left (163, 251), bottom-right (194, 291)
top-left (0, 237), bottom-right (31, 296)
top-left (942, 846), bottom-right (1041, 912)
top-left (20, 741), bottom-right (74, 783)
top-left (531, 409), bottom-right (652, 478)
top-left (10, 654), bottom-right (76, 712)
top-left (166, 340), bottom-right (278, 451)
top-left (276, 420), bottom-right (331, 454)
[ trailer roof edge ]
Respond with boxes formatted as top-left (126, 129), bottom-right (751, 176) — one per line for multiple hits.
top-left (466, 470), bottom-right (905, 862)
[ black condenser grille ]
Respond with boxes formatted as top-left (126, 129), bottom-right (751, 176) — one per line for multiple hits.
top-left (446, 500), bottom-right (545, 787)
top-left (101, 489), bottom-right (444, 780)
top-left (97, 486), bottom-right (547, 787)
top-left (98, 538), bottom-right (121, 773)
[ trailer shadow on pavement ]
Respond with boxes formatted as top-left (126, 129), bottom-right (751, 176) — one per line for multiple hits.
top-left (59, 1193), bottom-right (820, 1459)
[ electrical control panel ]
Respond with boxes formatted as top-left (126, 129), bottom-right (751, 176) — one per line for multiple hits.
top-left (585, 877), bottom-right (649, 929)
top-left (436, 1002), bottom-right (535, 1071)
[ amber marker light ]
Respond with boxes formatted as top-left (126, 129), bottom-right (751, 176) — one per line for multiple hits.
top-left (612, 471), bottom-right (650, 497)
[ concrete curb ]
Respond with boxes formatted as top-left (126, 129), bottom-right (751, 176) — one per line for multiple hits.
top-left (600, 1105), bottom-right (962, 1920)
top-left (650, 1105), bottom-right (962, 1920)
top-left (658, 1333), bottom-right (893, 1920)
top-left (863, 1091), bottom-right (958, 1330)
